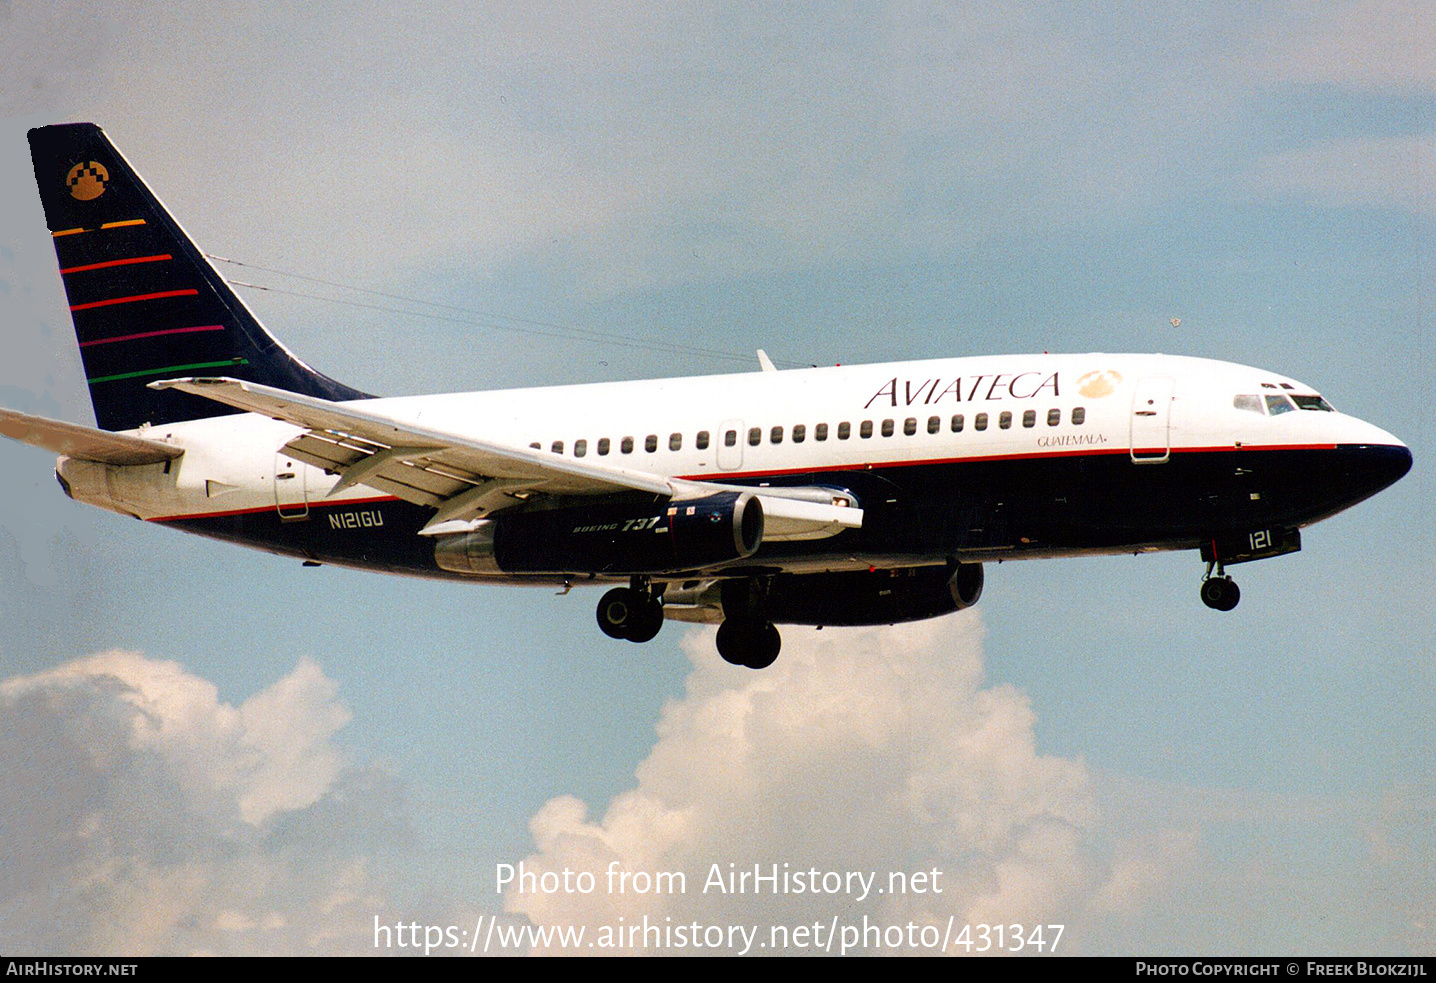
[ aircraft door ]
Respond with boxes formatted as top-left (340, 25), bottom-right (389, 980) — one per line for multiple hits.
top-left (273, 451), bottom-right (310, 520)
top-left (1130, 377), bottom-right (1174, 464)
top-left (718, 419), bottom-right (744, 471)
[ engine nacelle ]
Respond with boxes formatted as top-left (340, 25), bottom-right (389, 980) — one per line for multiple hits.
top-left (743, 562), bottom-right (983, 626)
top-left (434, 491), bottom-right (764, 576)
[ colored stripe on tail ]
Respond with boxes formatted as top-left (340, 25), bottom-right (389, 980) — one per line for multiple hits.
top-left (28, 123), bottom-right (371, 432)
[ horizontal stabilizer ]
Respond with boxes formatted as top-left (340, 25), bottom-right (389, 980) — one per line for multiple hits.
top-left (0, 407), bottom-right (182, 465)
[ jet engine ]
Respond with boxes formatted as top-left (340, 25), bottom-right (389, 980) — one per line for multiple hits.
top-left (434, 490), bottom-right (763, 576)
top-left (746, 562), bottom-right (983, 626)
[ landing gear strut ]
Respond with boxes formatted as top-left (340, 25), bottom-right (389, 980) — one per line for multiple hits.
top-left (1199, 560), bottom-right (1240, 612)
top-left (596, 578), bottom-right (665, 643)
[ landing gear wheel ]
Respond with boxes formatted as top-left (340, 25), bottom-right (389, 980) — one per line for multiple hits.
top-left (1200, 576), bottom-right (1240, 612)
top-left (716, 619), bottom-right (782, 669)
top-left (597, 587), bottom-right (639, 639)
top-left (596, 587), bottom-right (665, 642)
top-left (625, 598), bottom-right (665, 644)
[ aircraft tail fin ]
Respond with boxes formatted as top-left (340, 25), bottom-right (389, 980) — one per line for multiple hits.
top-left (27, 122), bottom-right (370, 432)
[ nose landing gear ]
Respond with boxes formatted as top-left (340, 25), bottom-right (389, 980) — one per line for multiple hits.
top-left (1199, 560), bottom-right (1240, 612)
top-left (596, 578), bottom-right (665, 643)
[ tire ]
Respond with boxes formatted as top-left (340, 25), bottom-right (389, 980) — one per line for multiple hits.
top-left (596, 587), bottom-right (637, 639)
top-left (1200, 577), bottom-right (1240, 612)
top-left (716, 619), bottom-right (781, 669)
top-left (625, 599), bottom-right (664, 644)
top-left (743, 622), bottom-right (781, 669)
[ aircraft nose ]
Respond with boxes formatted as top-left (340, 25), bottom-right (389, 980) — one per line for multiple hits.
top-left (1363, 441), bottom-right (1413, 494)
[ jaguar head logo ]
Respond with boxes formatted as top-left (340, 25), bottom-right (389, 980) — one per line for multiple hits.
top-left (1076, 370), bottom-right (1122, 399)
top-left (66, 161), bottom-right (108, 201)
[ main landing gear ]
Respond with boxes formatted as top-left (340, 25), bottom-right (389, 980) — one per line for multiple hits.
top-left (594, 575), bottom-right (783, 670)
top-left (1199, 560), bottom-right (1241, 612)
top-left (596, 578), bottom-right (665, 643)
top-left (715, 618), bottom-right (781, 670)
top-left (714, 577), bottom-right (781, 670)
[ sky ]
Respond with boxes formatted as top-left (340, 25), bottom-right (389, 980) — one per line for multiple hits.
top-left (0, 0), bottom-right (1432, 957)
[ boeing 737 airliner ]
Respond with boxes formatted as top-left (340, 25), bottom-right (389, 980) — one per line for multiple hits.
top-left (0, 124), bottom-right (1412, 668)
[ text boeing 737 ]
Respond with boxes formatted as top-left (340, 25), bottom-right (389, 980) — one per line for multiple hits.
top-left (0, 123), bottom-right (1412, 669)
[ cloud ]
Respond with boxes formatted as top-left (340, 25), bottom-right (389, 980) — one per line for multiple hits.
top-left (502, 615), bottom-right (1177, 954)
top-left (1255, 0), bottom-right (1436, 92)
top-left (1244, 135), bottom-right (1435, 216)
top-left (0, 651), bottom-right (404, 955)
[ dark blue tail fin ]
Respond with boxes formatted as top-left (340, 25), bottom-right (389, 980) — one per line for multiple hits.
top-left (27, 122), bottom-right (370, 432)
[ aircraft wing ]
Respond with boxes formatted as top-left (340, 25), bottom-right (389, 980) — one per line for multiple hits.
top-left (151, 376), bottom-right (681, 526)
top-left (153, 377), bottom-right (863, 538)
top-left (0, 407), bottom-right (183, 466)
top-left (153, 376), bottom-right (866, 539)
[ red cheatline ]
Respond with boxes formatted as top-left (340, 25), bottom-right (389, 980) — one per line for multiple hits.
top-left (60, 254), bottom-right (172, 275)
top-left (80, 324), bottom-right (225, 348)
top-left (69, 288), bottom-right (197, 312)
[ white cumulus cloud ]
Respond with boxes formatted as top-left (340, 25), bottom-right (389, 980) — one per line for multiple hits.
top-left (502, 614), bottom-right (1174, 955)
top-left (0, 651), bottom-right (403, 955)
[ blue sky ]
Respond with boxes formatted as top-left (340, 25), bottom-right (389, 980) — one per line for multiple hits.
top-left (0, 0), bottom-right (1431, 955)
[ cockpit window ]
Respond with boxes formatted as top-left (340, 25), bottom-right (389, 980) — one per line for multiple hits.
top-left (1233, 394), bottom-right (1263, 414)
top-left (1291, 394), bottom-right (1335, 412)
top-left (1265, 394), bottom-right (1296, 416)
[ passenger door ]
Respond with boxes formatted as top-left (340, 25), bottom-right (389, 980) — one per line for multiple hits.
top-left (1129, 377), bottom-right (1174, 464)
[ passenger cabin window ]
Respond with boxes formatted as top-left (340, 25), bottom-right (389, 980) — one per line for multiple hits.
top-left (792, 424), bottom-right (806, 443)
top-left (574, 439), bottom-right (587, 457)
top-left (598, 438), bottom-right (611, 455)
top-left (1265, 395), bottom-right (1295, 416)
top-left (697, 431), bottom-right (710, 449)
top-left (669, 433), bottom-right (682, 451)
top-left (903, 417), bottom-right (917, 436)
top-left (838, 422), bottom-right (851, 439)
top-left (860, 421), bottom-right (873, 438)
top-left (724, 430), bottom-right (737, 447)
top-left (882, 419), bottom-right (895, 437)
top-left (1233, 394), bottom-right (1263, 414)
top-left (621, 436), bottom-right (634, 454)
top-left (645, 434), bottom-right (658, 452)
top-left (951, 414), bottom-right (964, 432)
top-left (974, 413), bottom-right (988, 431)
top-left (1071, 408), bottom-right (1085, 425)
top-left (1047, 408), bottom-right (1060, 426)
top-left (927, 416), bottom-right (940, 434)
top-left (1291, 395), bottom-right (1335, 412)
top-left (1022, 410), bottom-right (1036, 428)
top-left (998, 411), bottom-right (1012, 430)
top-left (770, 426), bottom-right (784, 444)
top-left (748, 427), bottom-right (761, 446)
top-left (815, 423), bottom-right (829, 441)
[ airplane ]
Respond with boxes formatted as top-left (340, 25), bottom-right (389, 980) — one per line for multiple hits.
top-left (0, 123), bottom-right (1413, 669)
